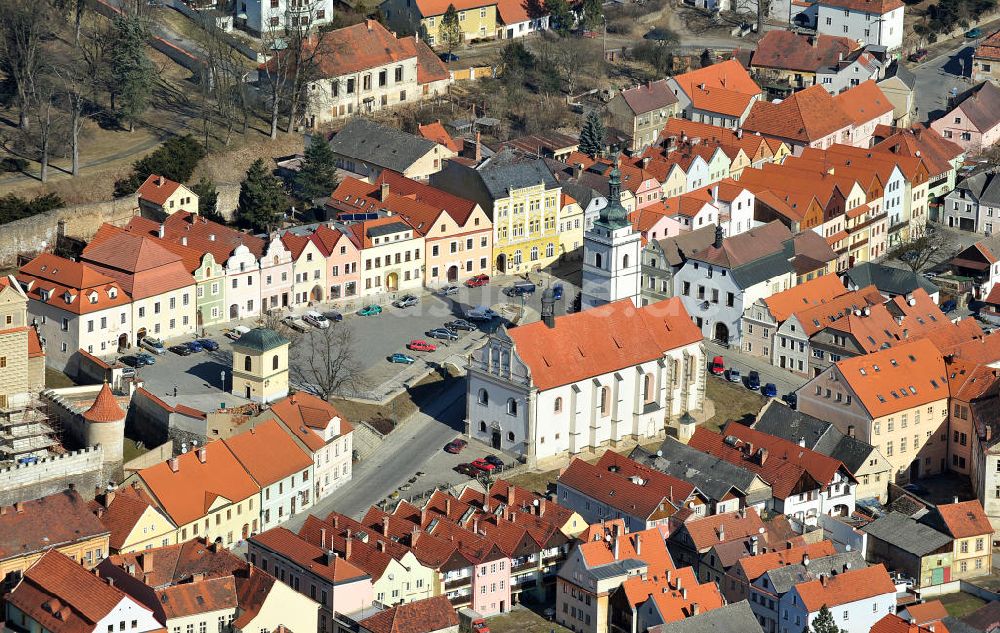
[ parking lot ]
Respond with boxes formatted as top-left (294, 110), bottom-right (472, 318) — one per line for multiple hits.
top-left (124, 270), bottom-right (582, 404)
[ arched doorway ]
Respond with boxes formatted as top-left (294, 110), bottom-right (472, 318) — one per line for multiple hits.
top-left (491, 430), bottom-right (501, 449)
top-left (229, 304), bottom-right (239, 319)
top-left (196, 311), bottom-right (204, 328)
top-left (714, 322), bottom-right (729, 345)
top-left (311, 285), bottom-right (323, 302)
top-left (386, 272), bottom-right (399, 292)
top-left (117, 333), bottom-right (128, 352)
top-left (496, 254), bottom-right (507, 274)
top-left (242, 523), bottom-right (249, 539)
top-left (447, 265), bottom-right (459, 282)
top-left (136, 328), bottom-right (147, 343)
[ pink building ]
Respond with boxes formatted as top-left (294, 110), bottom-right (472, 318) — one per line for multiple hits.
top-left (260, 235), bottom-right (295, 312)
top-left (618, 163), bottom-right (664, 210)
top-left (313, 224), bottom-right (361, 301)
top-left (470, 556), bottom-right (512, 616)
top-left (930, 81), bottom-right (1000, 152)
top-left (631, 205), bottom-right (682, 241)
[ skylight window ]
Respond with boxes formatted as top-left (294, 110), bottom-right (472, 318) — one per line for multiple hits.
top-left (931, 379), bottom-right (939, 388)
top-left (909, 386), bottom-right (917, 394)
top-left (860, 368), bottom-right (867, 375)
top-left (908, 355), bottom-right (917, 362)
top-left (877, 394), bottom-right (886, 402)
top-left (873, 364), bottom-right (880, 372)
top-left (890, 359), bottom-right (898, 367)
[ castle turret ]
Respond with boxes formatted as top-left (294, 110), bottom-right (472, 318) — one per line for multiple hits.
top-left (82, 382), bottom-right (126, 465)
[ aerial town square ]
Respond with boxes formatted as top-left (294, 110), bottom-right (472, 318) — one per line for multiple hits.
top-left (5, 1), bottom-right (1000, 633)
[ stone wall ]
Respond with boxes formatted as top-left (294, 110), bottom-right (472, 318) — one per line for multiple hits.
top-left (216, 184), bottom-right (241, 222)
top-left (0, 446), bottom-right (104, 506)
top-left (123, 440), bottom-right (173, 473)
top-left (0, 196), bottom-right (139, 267)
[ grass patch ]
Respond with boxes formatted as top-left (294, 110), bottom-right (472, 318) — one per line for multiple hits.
top-left (704, 378), bottom-right (766, 432)
top-left (45, 368), bottom-right (77, 389)
top-left (122, 438), bottom-right (149, 464)
top-left (486, 606), bottom-right (571, 633)
top-left (938, 591), bottom-right (987, 618)
top-left (507, 468), bottom-right (563, 495)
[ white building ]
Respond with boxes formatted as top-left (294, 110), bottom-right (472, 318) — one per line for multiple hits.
top-left (780, 564), bottom-right (897, 633)
top-left (238, 0), bottom-right (334, 35)
top-left (581, 162), bottom-right (643, 310)
top-left (815, 0), bottom-right (905, 51)
top-left (465, 297), bottom-right (706, 464)
top-left (345, 216), bottom-right (425, 297)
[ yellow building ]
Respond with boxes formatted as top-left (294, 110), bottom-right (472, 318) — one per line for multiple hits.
top-left (381, 0), bottom-right (498, 47)
top-left (930, 501), bottom-right (994, 580)
top-left (0, 275), bottom-right (43, 410)
top-left (0, 489), bottom-right (110, 592)
top-left (125, 442), bottom-right (261, 548)
top-left (558, 195), bottom-right (586, 261)
top-left (136, 173), bottom-right (200, 218)
top-left (231, 327), bottom-right (290, 404)
top-left (90, 485), bottom-right (177, 554)
top-left (431, 158), bottom-right (563, 275)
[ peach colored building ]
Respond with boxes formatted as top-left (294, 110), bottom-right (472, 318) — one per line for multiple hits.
top-left (930, 81), bottom-right (1000, 152)
top-left (313, 225), bottom-right (362, 302)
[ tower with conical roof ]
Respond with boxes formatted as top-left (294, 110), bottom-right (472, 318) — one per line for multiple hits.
top-left (82, 382), bottom-right (126, 466)
top-left (580, 152), bottom-right (642, 310)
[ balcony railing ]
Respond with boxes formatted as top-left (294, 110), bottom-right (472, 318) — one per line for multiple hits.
top-left (449, 595), bottom-right (471, 607)
top-left (444, 577), bottom-right (470, 590)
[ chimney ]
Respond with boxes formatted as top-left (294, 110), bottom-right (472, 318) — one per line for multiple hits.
top-left (642, 156), bottom-right (651, 168)
top-left (798, 437), bottom-right (806, 447)
top-left (446, 498), bottom-right (452, 516)
top-left (103, 490), bottom-right (116, 508)
top-left (811, 36), bottom-right (818, 48)
top-left (320, 528), bottom-right (328, 549)
top-left (380, 182), bottom-right (390, 201)
top-left (847, 425), bottom-right (855, 438)
top-left (345, 533), bottom-right (353, 558)
top-left (613, 536), bottom-right (620, 560)
top-left (666, 570), bottom-right (672, 583)
top-left (475, 131), bottom-right (482, 162)
top-left (539, 499), bottom-right (546, 517)
top-left (717, 524), bottom-right (725, 541)
top-left (473, 518), bottom-right (480, 534)
top-left (156, 176), bottom-right (164, 187)
top-left (635, 533), bottom-right (642, 556)
top-left (332, 515), bottom-right (339, 528)
top-left (954, 496), bottom-right (960, 504)
top-left (420, 506), bottom-right (428, 524)
top-left (168, 457), bottom-right (180, 473)
top-left (376, 540), bottom-right (386, 552)
top-left (757, 448), bottom-right (768, 465)
top-left (691, 603), bottom-right (700, 616)
top-left (681, 587), bottom-right (687, 599)
top-left (750, 535), bottom-right (759, 555)
top-left (97, 507), bottom-right (105, 518)
top-left (181, 236), bottom-right (188, 246)
top-left (383, 516), bottom-right (390, 536)
top-left (803, 554), bottom-right (810, 566)
top-left (366, 18), bottom-right (374, 31)
top-left (820, 574), bottom-right (828, 587)
top-left (196, 447), bottom-right (207, 464)
top-left (158, 224), bottom-right (165, 239)
top-left (107, 577), bottom-right (115, 588)
top-left (573, 163), bottom-right (584, 179)
top-left (713, 224), bottom-right (724, 248)
top-left (712, 186), bottom-right (719, 205)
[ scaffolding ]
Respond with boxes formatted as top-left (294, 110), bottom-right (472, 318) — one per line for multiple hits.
top-left (0, 396), bottom-right (61, 468)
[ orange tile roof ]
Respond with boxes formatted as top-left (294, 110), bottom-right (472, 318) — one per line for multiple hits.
top-left (414, 0), bottom-right (495, 16)
top-left (762, 274), bottom-right (849, 322)
top-left (250, 527), bottom-right (370, 584)
top-left (82, 226), bottom-right (196, 300)
top-left (417, 121), bottom-right (462, 152)
top-left (934, 500), bottom-right (993, 538)
top-left (82, 383), bottom-right (126, 423)
top-left (681, 508), bottom-right (766, 551)
top-left (17, 253), bottom-right (132, 316)
top-left (751, 31), bottom-right (859, 73)
top-left (507, 297), bottom-right (702, 391)
top-left (232, 566), bottom-right (278, 628)
top-left (160, 211), bottom-right (267, 261)
top-left (639, 569), bottom-right (725, 620)
top-left (136, 442), bottom-right (260, 526)
top-left (873, 125), bottom-right (963, 178)
top-left (832, 80), bottom-right (894, 127)
top-left (224, 418), bottom-right (314, 487)
top-left (156, 575), bottom-right (238, 619)
top-left (268, 391), bottom-right (352, 451)
top-left (105, 538), bottom-right (246, 587)
top-left (872, 614), bottom-right (949, 633)
top-left (793, 285), bottom-right (884, 336)
top-left (137, 174), bottom-right (183, 207)
top-left (578, 523), bottom-right (675, 572)
top-left (737, 540), bottom-right (837, 581)
top-left (28, 327), bottom-right (44, 358)
top-left (794, 563), bottom-right (895, 611)
top-left (495, 0), bottom-right (532, 25)
top-left (89, 486), bottom-right (163, 551)
top-left (904, 601), bottom-right (949, 625)
top-left (672, 60), bottom-right (761, 117)
top-left (834, 338), bottom-right (948, 418)
top-left (358, 596), bottom-right (459, 633)
top-left (743, 85), bottom-right (853, 144)
top-left (976, 29), bottom-right (1000, 61)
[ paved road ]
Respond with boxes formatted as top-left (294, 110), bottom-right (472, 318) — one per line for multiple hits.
top-left (911, 42), bottom-right (976, 124)
top-left (704, 340), bottom-right (808, 401)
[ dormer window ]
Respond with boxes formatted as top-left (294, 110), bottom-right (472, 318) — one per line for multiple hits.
top-left (88, 293), bottom-right (98, 304)
top-left (108, 288), bottom-right (118, 299)
top-left (63, 291), bottom-right (74, 304)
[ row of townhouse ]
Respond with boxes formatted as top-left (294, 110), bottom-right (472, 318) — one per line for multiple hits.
top-left (246, 480), bottom-right (586, 631)
top-left (115, 391), bottom-right (352, 550)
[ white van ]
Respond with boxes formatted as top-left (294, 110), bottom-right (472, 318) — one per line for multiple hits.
top-left (226, 325), bottom-right (252, 340)
top-left (303, 310), bottom-right (330, 329)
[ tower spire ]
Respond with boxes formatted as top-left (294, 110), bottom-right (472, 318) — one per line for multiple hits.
top-left (596, 147), bottom-right (630, 230)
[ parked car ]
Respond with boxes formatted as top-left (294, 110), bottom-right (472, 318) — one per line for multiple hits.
top-left (439, 52), bottom-right (460, 61)
top-left (503, 281), bottom-right (536, 297)
top-left (455, 463), bottom-right (478, 476)
top-left (322, 310), bottom-right (344, 322)
top-left (141, 337), bottom-right (166, 355)
top-left (552, 283), bottom-right (564, 300)
top-left (725, 368), bottom-right (741, 383)
top-left (444, 439), bottom-right (468, 454)
top-left (408, 339), bottom-right (438, 352)
top-left (185, 340), bottom-right (204, 353)
top-left (470, 458), bottom-right (497, 472)
top-left (170, 344), bottom-right (192, 356)
top-left (135, 353), bottom-right (156, 366)
top-left (393, 295), bottom-right (419, 308)
top-left (446, 319), bottom-right (476, 331)
top-left (358, 305), bottom-right (383, 317)
top-left (941, 299), bottom-right (957, 313)
top-left (782, 392), bottom-right (798, 409)
top-left (471, 620), bottom-right (490, 633)
top-left (120, 355), bottom-right (142, 368)
top-left (966, 27), bottom-right (982, 38)
top-left (427, 328), bottom-right (459, 341)
top-left (465, 306), bottom-right (499, 321)
top-left (281, 316), bottom-right (309, 332)
top-left (440, 285), bottom-right (460, 296)
top-left (746, 371), bottom-right (761, 391)
top-left (466, 274), bottom-right (490, 287)
top-left (762, 383), bottom-right (778, 398)
top-left (121, 366), bottom-right (137, 378)
top-left (484, 454), bottom-right (504, 468)
top-left (710, 356), bottom-right (725, 375)
top-left (226, 325), bottom-right (251, 341)
top-left (389, 353), bottom-right (416, 364)
top-left (196, 338), bottom-right (219, 351)
top-left (303, 310), bottom-right (331, 328)
top-left (908, 48), bottom-right (928, 62)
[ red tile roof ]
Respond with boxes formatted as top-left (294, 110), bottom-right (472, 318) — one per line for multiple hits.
top-left (671, 60), bottom-right (761, 117)
top-left (156, 575), bottom-right (238, 619)
top-left (751, 31), bottom-right (859, 73)
top-left (137, 174), bottom-right (183, 207)
top-left (872, 614), bottom-right (949, 633)
top-left (904, 601), bottom-right (949, 625)
top-left (795, 563), bottom-right (895, 611)
top-left (578, 523), bottom-right (675, 573)
top-left (88, 486), bottom-right (163, 551)
top-left (414, 0), bottom-right (495, 16)
top-left (834, 338), bottom-right (948, 418)
top-left (83, 226), bottom-right (196, 300)
top-left (832, 80), bottom-right (894, 126)
top-left (681, 508), bottom-right (766, 551)
top-left (737, 540), bottom-right (837, 581)
top-left (0, 490), bottom-right (109, 562)
top-left (105, 538), bottom-right (246, 587)
top-left (507, 297), bottom-right (701, 391)
top-left (358, 596), bottom-right (458, 633)
top-left (232, 566), bottom-right (279, 628)
top-left (17, 253), bottom-right (132, 316)
top-left (762, 274), bottom-right (849, 322)
top-left (743, 85), bottom-right (853, 144)
top-left (417, 121), bottom-right (462, 153)
top-left (619, 80), bottom-right (679, 115)
top-left (82, 383), bottom-right (126, 423)
top-left (135, 442), bottom-right (260, 526)
top-left (224, 418), bottom-right (314, 487)
top-left (250, 527), bottom-right (371, 584)
top-left (934, 501), bottom-right (993, 538)
top-left (28, 327), bottom-right (44, 358)
top-left (630, 568), bottom-right (725, 619)
top-left (267, 391), bottom-right (352, 452)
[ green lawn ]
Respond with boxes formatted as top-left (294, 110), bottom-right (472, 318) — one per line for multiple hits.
top-left (487, 606), bottom-right (571, 633)
top-left (45, 368), bottom-right (77, 389)
top-left (938, 591), bottom-right (988, 618)
top-left (704, 378), bottom-right (766, 432)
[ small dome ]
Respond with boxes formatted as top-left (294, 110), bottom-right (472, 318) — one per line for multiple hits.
top-left (83, 383), bottom-right (126, 423)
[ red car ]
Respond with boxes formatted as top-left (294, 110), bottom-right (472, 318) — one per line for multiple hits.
top-left (472, 620), bottom-right (491, 633)
top-left (710, 355), bottom-right (725, 376)
top-left (466, 274), bottom-right (490, 287)
top-left (471, 458), bottom-right (497, 472)
top-left (407, 339), bottom-right (437, 352)
top-left (444, 439), bottom-right (468, 454)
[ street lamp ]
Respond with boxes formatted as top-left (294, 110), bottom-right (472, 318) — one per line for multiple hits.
top-left (221, 371), bottom-right (227, 391)
top-left (601, 14), bottom-right (608, 59)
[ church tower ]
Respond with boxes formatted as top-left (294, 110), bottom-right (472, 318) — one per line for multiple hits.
top-left (580, 154), bottom-right (642, 310)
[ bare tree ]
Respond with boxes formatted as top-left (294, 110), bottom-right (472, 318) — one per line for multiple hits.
top-left (887, 235), bottom-right (939, 273)
top-left (290, 324), bottom-right (364, 400)
top-left (258, 19), bottom-right (292, 139)
top-left (28, 74), bottom-right (63, 182)
top-left (0, 0), bottom-right (57, 129)
top-left (283, 1), bottom-right (332, 135)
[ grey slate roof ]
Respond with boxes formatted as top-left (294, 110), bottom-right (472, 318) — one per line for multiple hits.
top-left (765, 551), bottom-right (866, 594)
top-left (843, 262), bottom-right (940, 298)
top-left (730, 250), bottom-right (794, 288)
top-left (881, 59), bottom-right (916, 89)
top-left (752, 402), bottom-right (877, 475)
top-left (649, 601), bottom-right (762, 633)
top-left (862, 511), bottom-right (952, 556)
top-left (630, 441), bottom-right (768, 504)
top-left (589, 559), bottom-right (647, 580)
top-left (328, 118), bottom-right (438, 173)
top-left (955, 171), bottom-right (1000, 207)
top-left (946, 616), bottom-right (987, 633)
top-left (234, 327), bottom-right (289, 352)
top-left (478, 159), bottom-right (558, 200)
top-left (949, 81), bottom-right (1000, 133)
top-left (652, 225), bottom-right (718, 268)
